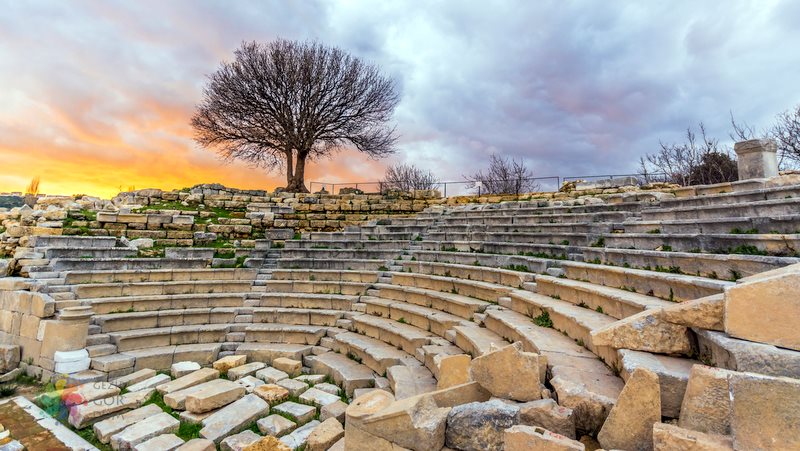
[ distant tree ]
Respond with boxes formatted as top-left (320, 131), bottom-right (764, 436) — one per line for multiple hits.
top-left (192, 40), bottom-right (400, 192)
top-left (639, 123), bottom-right (737, 186)
top-left (24, 177), bottom-right (40, 196)
top-left (468, 155), bottom-right (537, 195)
top-left (771, 104), bottom-right (800, 168)
top-left (381, 163), bottom-right (438, 193)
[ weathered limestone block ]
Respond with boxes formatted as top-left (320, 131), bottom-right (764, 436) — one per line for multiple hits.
top-left (280, 420), bottom-right (321, 450)
top-left (597, 367), bottom-right (661, 451)
top-left (518, 398), bottom-right (576, 439)
top-left (724, 270), bottom-right (800, 351)
top-left (273, 401), bottom-right (317, 424)
top-left (110, 412), bottom-right (180, 450)
top-left (359, 393), bottom-right (450, 451)
top-left (445, 399), bottom-right (519, 451)
top-left (729, 371), bottom-right (800, 450)
top-left (111, 368), bottom-right (157, 388)
top-left (94, 404), bottom-right (163, 443)
top-left (255, 366), bottom-right (288, 383)
top-left (590, 310), bottom-right (692, 355)
top-left (171, 361), bottom-right (202, 378)
top-left (678, 365), bottom-right (732, 435)
top-left (660, 294), bottom-right (724, 331)
top-left (549, 365), bottom-right (623, 435)
top-left (176, 438), bottom-right (216, 451)
top-left (235, 375), bottom-right (264, 393)
top-left (228, 362), bottom-right (266, 380)
top-left (242, 436), bottom-right (290, 451)
top-left (0, 345), bottom-right (20, 373)
top-left (253, 384), bottom-right (290, 405)
top-left (276, 378), bottom-right (308, 397)
top-left (436, 354), bottom-right (470, 390)
top-left (504, 425), bottom-right (585, 451)
top-left (734, 138), bottom-right (778, 179)
top-left (257, 414), bottom-right (296, 437)
top-left (127, 374), bottom-right (171, 392)
top-left (273, 357), bottom-right (302, 376)
top-left (300, 387), bottom-right (340, 407)
top-left (320, 400), bottom-right (348, 423)
top-left (344, 390), bottom-right (396, 451)
top-left (618, 349), bottom-right (696, 418)
top-left (69, 389), bottom-right (152, 429)
top-left (157, 368), bottom-right (219, 395)
top-left (186, 379), bottom-right (246, 413)
top-left (306, 418), bottom-right (344, 451)
top-left (134, 434), bottom-right (184, 451)
top-left (200, 394), bottom-right (270, 444)
top-left (213, 355), bottom-right (247, 373)
top-left (652, 423), bottom-right (732, 451)
top-left (469, 342), bottom-right (541, 402)
top-left (220, 430), bottom-right (261, 451)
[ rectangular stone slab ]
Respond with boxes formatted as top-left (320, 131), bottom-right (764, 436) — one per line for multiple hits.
top-left (157, 368), bottom-right (219, 395)
top-left (199, 394), bottom-right (269, 443)
top-left (185, 379), bottom-right (245, 413)
top-left (110, 411), bottom-right (179, 450)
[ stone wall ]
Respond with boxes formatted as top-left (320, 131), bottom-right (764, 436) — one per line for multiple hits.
top-left (0, 278), bottom-right (56, 367)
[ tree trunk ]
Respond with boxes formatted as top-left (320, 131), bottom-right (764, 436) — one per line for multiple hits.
top-left (286, 152), bottom-right (309, 193)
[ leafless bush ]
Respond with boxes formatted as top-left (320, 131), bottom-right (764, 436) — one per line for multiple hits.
top-left (468, 155), bottom-right (538, 195)
top-left (381, 163), bottom-right (438, 193)
top-left (24, 177), bottom-right (40, 196)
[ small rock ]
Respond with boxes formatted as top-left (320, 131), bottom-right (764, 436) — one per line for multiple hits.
top-left (242, 436), bottom-right (291, 451)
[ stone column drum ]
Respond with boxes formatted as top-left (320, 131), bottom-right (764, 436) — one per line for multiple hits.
top-left (734, 139), bottom-right (778, 180)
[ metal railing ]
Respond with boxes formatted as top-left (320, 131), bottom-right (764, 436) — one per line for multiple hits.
top-left (308, 172), bottom-right (672, 197)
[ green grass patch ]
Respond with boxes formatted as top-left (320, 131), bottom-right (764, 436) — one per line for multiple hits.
top-left (533, 311), bottom-right (553, 328)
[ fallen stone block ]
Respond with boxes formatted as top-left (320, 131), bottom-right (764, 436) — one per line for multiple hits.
top-left (127, 374), bottom-right (171, 392)
top-left (320, 400), bottom-right (348, 423)
top-left (0, 344), bottom-right (20, 373)
top-left (200, 394), bottom-right (270, 443)
top-left (652, 423), bottom-right (732, 451)
top-left (134, 433), bottom-right (184, 451)
top-left (436, 353), bottom-right (470, 390)
top-left (618, 349), bottom-right (696, 418)
top-left (69, 388), bottom-right (153, 429)
top-left (111, 368), bottom-right (156, 389)
top-left (446, 399), bottom-right (519, 450)
top-left (220, 430), bottom-right (261, 451)
top-left (235, 375), bottom-right (264, 393)
top-left (549, 365), bottom-right (623, 435)
top-left (504, 425), bottom-right (585, 451)
top-left (273, 401), bottom-right (317, 424)
top-left (661, 294), bottom-right (724, 331)
top-left (254, 366), bottom-right (288, 383)
top-left (94, 404), bottom-right (163, 444)
top-left (590, 310), bottom-right (692, 355)
top-left (299, 387), bottom-right (340, 407)
top-left (313, 382), bottom-right (341, 396)
top-left (171, 361), bottom-right (202, 378)
top-left (598, 367), bottom-right (660, 451)
top-left (357, 392), bottom-right (450, 451)
top-left (186, 379), bottom-right (246, 413)
top-left (276, 378), bottom-right (308, 397)
top-left (227, 362), bottom-right (266, 381)
top-left (729, 371), bottom-right (800, 450)
top-left (306, 418), bottom-right (344, 451)
top-left (725, 270), bottom-right (800, 351)
top-left (110, 411), bottom-right (180, 451)
top-left (273, 357), bottom-right (302, 376)
top-left (176, 438), bottom-right (216, 451)
top-left (678, 365), bottom-right (732, 435)
top-left (469, 342), bottom-right (541, 402)
top-left (280, 420), bottom-right (321, 450)
top-left (257, 414), bottom-right (296, 437)
top-left (157, 368), bottom-right (219, 395)
top-left (213, 355), bottom-right (247, 373)
top-left (518, 398), bottom-right (576, 439)
top-left (242, 436), bottom-right (291, 451)
top-left (252, 384), bottom-right (289, 405)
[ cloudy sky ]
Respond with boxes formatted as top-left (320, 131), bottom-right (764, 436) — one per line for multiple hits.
top-left (1, 0), bottom-right (799, 197)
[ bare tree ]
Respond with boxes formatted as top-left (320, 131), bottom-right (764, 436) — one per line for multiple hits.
top-left (381, 163), bottom-right (438, 193)
top-left (639, 123), bottom-right (737, 186)
top-left (771, 104), bottom-right (800, 168)
top-left (468, 155), bottom-right (537, 195)
top-left (192, 40), bottom-right (400, 192)
top-left (24, 177), bottom-right (40, 196)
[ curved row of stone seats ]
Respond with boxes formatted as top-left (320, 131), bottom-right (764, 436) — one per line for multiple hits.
top-left (28, 235), bottom-right (119, 248)
top-left (70, 279), bottom-right (254, 299)
top-left (434, 239), bottom-right (800, 279)
top-left (533, 274), bottom-right (674, 319)
top-left (642, 196), bottom-right (800, 221)
top-left (407, 249), bottom-right (551, 274)
top-left (251, 293), bottom-right (357, 310)
top-left (425, 229), bottom-right (800, 256)
top-left (276, 258), bottom-right (387, 270)
top-left (269, 269), bottom-right (380, 283)
top-left (558, 260), bottom-right (732, 302)
top-left (622, 214), bottom-right (800, 235)
top-left (279, 248), bottom-right (405, 261)
top-left (307, 230), bottom-right (420, 241)
top-left (439, 201), bottom-right (645, 216)
top-left (43, 257), bottom-right (211, 272)
top-left (388, 271), bottom-right (513, 303)
top-left (399, 260), bottom-right (536, 288)
top-left (284, 238), bottom-right (414, 250)
top-left (368, 283), bottom-right (490, 320)
top-left (83, 293), bottom-right (248, 314)
top-left (63, 268), bottom-right (256, 284)
top-left (261, 280), bottom-right (371, 296)
top-left (658, 180), bottom-right (800, 208)
top-left (429, 221), bottom-right (615, 234)
top-left (42, 246), bottom-right (138, 259)
top-left (360, 296), bottom-right (467, 337)
top-left (350, 313), bottom-right (449, 355)
top-left (432, 210), bottom-right (630, 226)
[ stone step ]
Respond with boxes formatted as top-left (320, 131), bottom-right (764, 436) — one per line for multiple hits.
top-left (451, 324), bottom-right (508, 357)
top-left (389, 271), bottom-right (513, 303)
top-left (616, 349), bottom-right (698, 418)
top-left (43, 246), bottom-right (138, 259)
top-left (307, 351), bottom-right (376, 396)
top-left (63, 268), bottom-right (257, 285)
top-left (276, 258), bottom-right (386, 271)
top-left (261, 280), bottom-right (370, 296)
top-left (72, 280), bottom-right (254, 299)
top-left (82, 293), bottom-right (248, 315)
top-left (269, 269), bottom-right (380, 283)
top-left (350, 314), bottom-right (440, 355)
top-left (244, 324), bottom-right (329, 345)
top-left (533, 275), bottom-right (674, 319)
top-left (641, 196), bottom-right (800, 221)
top-left (331, 331), bottom-right (416, 375)
top-left (400, 260), bottom-right (536, 289)
top-left (372, 283), bottom-right (490, 320)
top-left (254, 293), bottom-right (356, 310)
top-left (694, 328), bottom-right (800, 379)
top-left (386, 364), bottom-right (437, 400)
top-left (360, 296), bottom-right (465, 337)
top-left (48, 257), bottom-right (210, 272)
